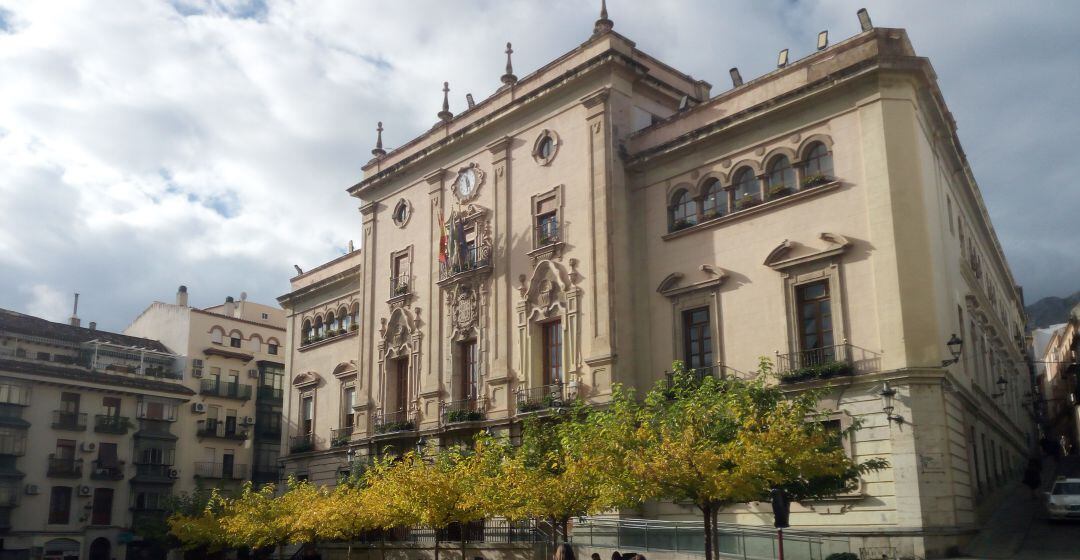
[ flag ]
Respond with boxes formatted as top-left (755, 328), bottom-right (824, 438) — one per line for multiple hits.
top-left (446, 210), bottom-right (458, 269)
top-left (438, 209), bottom-right (448, 266)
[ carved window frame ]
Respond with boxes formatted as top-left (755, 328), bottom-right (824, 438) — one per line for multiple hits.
top-left (388, 245), bottom-right (414, 304)
top-left (528, 184), bottom-right (565, 263)
top-left (391, 198), bottom-right (412, 228)
top-left (531, 129), bottom-right (561, 166)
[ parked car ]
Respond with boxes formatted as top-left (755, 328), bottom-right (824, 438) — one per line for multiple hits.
top-left (1046, 477), bottom-right (1080, 520)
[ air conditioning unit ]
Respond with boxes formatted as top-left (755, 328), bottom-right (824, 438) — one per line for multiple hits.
top-left (80, 442), bottom-right (96, 453)
top-left (78, 485), bottom-right (92, 497)
top-left (168, 468), bottom-right (180, 479)
top-left (248, 368), bottom-right (260, 379)
top-left (25, 484), bottom-right (39, 495)
top-left (241, 416), bottom-right (254, 426)
top-left (191, 402), bottom-right (207, 414)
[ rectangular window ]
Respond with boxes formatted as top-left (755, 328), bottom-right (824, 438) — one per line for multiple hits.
top-left (225, 408), bottom-right (238, 436)
top-left (542, 321), bottom-right (563, 386)
top-left (55, 439), bottom-right (76, 460)
top-left (393, 253), bottom-right (410, 295)
top-left (91, 488), bottom-right (114, 525)
top-left (796, 281), bottom-right (834, 361)
top-left (681, 307), bottom-right (713, 370)
top-left (393, 359), bottom-right (409, 412)
top-left (144, 401), bottom-right (164, 420)
top-left (268, 343), bottom-right (278, 355)
top-left (48, 486), bottom-right (72, 524)
top-left (301, 395), bottom-right (314, 435)
top-left (535, 196), bottom-right (559, 247)
top-left (103, 396), bottom-right (121, 418)
top-left (459, 340), bottom-right (478, 401)
top-left (60, 392), bottom-right (80, 414)
top-left (230, 336), bottom-right (242, 348)
top-left (98, 442), bottom-right (118, 466)
top-left (342, 386), bottom-right (356, 429)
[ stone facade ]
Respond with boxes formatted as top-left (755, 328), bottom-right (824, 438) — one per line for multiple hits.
top-left (1034, 304), bottom-right (1080, 455)
top-left (279, 11), bottom-right (1034, 559)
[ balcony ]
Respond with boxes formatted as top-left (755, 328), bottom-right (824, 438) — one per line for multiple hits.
top-left (193, 461), bottom-right (248, 480)
top-left (133, 463), bottom-right (176, 483)
top-left (776, 343), bottom-right (880, 384)
top-left (289, 434), bottom-right (314, 454)
top-left (258, 386), bottom-right (284, 401)
top-left (47, 456), bottom-right (83, 478)
top-left (373, 410), bottom-right (416, 435)
top-left (199, 379), bottom-right (253, 400)
top-left (90, 460), bottom-right (126, 481)
top-left (664, 364), bottom-right (745, 385)
top-left (330, 426), bottom-right (354, 447)
top-left (134, 419), bottom-right (178, 441)
top-left (51, 411), bottom-right (87, 431)
top-left (442, 397), bottom-right (487, 425)
top-left (438, 245), bottom-right (493, 284)
top-left (196, 418), bottom-right (249, 441)
top-left (0, 435), bottom-right (26, 457)
top-left (94, 414), bottom-right (131, 434)
top-left (517, 383), bottom-right (564, 414)
top-left (389, 275), bottom-right (411, 300)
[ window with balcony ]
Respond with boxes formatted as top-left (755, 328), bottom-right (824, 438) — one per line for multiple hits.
top-left (668, 189), bottom-right (697, 231)
top-left (682, 307), bottom-right (713, 370)
top-left (542, 321), bottom-right (563, 386)
top-left (91, 488), bottom-right (113, 525)
top-left (47, 486), bottom-right (72, 524)
top-left (796, 281), bottom-right (835, 358)
top-left (535, 196), bottom-right (560, 247)
top-left (390, 358), bottom-right (409, 413)
top-left (701, 178), bottom-right (725, 221)
top-left (342, 386), bottom-right (356, 430)
top-left (802, 142), bottom-right (833, 186)
top-left (766, 155), bottom-right (795, 199)
top-left (392, 252), bottom-right (411, 297)
top-left (57, 392), bottom-right (81, 429)
top-left (459, 340), bottom-right (478, 402)
top-left (301, 395), bottom-right (314, 435)
top-left (732, 167), bottom-right (760, 210)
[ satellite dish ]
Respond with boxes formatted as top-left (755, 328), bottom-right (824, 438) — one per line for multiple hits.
top-left (240, 291), bottom-right (248, 301)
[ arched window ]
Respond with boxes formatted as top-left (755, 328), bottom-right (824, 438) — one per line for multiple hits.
top-left (339, 307), bottom-right (352, 332)
top-left (210, 327), bottom-right (224, 345)
top-left (766, 155), bottom-right (795, 198)
top-left (315, 317), bottom-right (325, 338)
top-left (732, 167), bottom-right (760, 209)
top-left (327, 312), bottom-right (338, 334)
top-left (302, 320), bottom-right (312, 343)
top-left (803, 142), bottom-right (833, 185)
top-left (701, 178), bottom-right (725, 219)
top-left (350, 303), bottom-right (359, 329)
top-left (669, 189), bottom-right (697, 231)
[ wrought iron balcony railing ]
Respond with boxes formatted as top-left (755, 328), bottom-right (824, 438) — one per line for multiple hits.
top-left (442, 397), bottom-right (487, 425)
top-left (289, 434), bottom-right (315, 454)
top-left (517, 383), bottom-right (564, 414)
top-left (199, 379), bottom-right (253, 400)
top-left (94, 414), bottom-right (130, 434)
top-left (52, 410), bottom-right (87, 431)
top-left (775, 343), bottom-right (880, 384)
top-left (373, 410), bottom-right (417, 435)
top-left (47, 456), bottom-right (83, 478)
top-left (133, 462), bottom-right (175, 480)
top-left (194, 461), bottom-right (248, 480)
top-left (330, 426), bottom-right (354, 447)
top-left (196, 418), bottom-right (248, 440)
top-left (535, 221), bottom-right (561, 248)
top-left (90, 460), bottom-right (125, 480)
top-left (664, 364), bottom-right (745, 385)
top-left (390, 275), bottom-right (411, 298)
top-left (0, 435), bottom-right (27, 456)
top-left (439, 245), bottom-right (492, 281)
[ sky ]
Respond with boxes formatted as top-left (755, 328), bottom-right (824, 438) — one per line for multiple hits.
top-left (1, 0), bottom-right (1077, 332)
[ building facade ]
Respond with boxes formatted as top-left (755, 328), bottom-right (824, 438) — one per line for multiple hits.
top-left (125, 287), bottom-right (287, 493)
top-left (0, 308), bottom-right (194, 560)
top-left (279, 9), bottom-right (1034, 558)
top-left (1034, 305), bottom-right (1080, 456)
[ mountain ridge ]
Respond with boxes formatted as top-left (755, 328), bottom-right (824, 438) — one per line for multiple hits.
top-left (1026, 290), bottom-right (1080, 330)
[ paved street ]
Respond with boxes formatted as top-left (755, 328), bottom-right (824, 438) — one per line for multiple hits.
top-left (1014, 512), bottom-right (1080, 559)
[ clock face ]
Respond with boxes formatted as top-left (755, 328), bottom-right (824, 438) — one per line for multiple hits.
top-left (457, 169), bottom-right (476, 197)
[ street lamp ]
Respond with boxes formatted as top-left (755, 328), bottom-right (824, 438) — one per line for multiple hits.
top-left (941, 334), bottom-right (964, 367)
top-left (991, 375), bottom-right (1008, 398)
top-left (879, 382), bottom-right (905, 425)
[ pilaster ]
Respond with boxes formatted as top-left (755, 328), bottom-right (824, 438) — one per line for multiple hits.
top-left (581, 89), bottom-right (614, 369)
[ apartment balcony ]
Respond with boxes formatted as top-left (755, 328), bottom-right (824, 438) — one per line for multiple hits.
top-left (196, 419), bottom-right (249, 441)
top-left (90, 460), bottom-right (126, 481)
top-left (51, 411), bottom-right (87, 431)
top-left (199, 379), bottom-right (253, 400)
top-left (132, 463), bottom-right (176, 483)
top-left (289, 434), bottom-right (314, 454)
top-left (193, 461), bottom-right (248, 480)
top-left (442, 397), bottom-right (487, 425)
top-left (134, 419), bottom-right (178, 441)
top-left (517, 383), bottom-right (564, 414)
top-left (47, 456), bottom-right (83, 478)
top-left (776, 343), bottom-right (880, 384)
top-left (94, 414), bottom-right (131, 434)
top-left (258, 386), bottom-right (284, 401)
top-left (438, 245), bottom-right (493, 285)
top-left (664, 364), bottom-right (745, 385)
top-left (330, 426), bottom-right (354, 448)
top-left (0, 404), bottom-right (29, 429)
top-left (0, 434), bottom-right (26, 457)
top-left (388, 275), bottom-right (412, 302)
top-left (373, 410), bottom-right (417, 435)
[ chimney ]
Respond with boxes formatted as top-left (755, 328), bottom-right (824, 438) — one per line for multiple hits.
top-left (176, 285), bottom-right (189, 307)
top-left (69, 293), bottom-right (81, 328)
top-left (224, 296), bottom-right (236, 317)
top-left (89, 322), bottom-right (96, 331)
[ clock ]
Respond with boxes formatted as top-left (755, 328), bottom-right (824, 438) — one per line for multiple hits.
top-left (452, 164), bottom-right (484, 203)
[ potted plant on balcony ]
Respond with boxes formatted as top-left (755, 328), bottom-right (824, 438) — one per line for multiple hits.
top-left (734, 194), bottom-right (761, 211)
top-left (781, 360), bottom-right (855, 384)
top-left (768, 183), bottom-right (791, 199)
top-left (445, 409), bottom-right (484, 423)
top-left (349, 323), bottom-right (359, 332)
top-left (702, 208), bottom-right (722, 221)
top-left (802, 174), bottom-right (831, 188)
top-left (671, 218), bottom-right (693, 231)
top-left (394, 283), bottom-right (410, 296)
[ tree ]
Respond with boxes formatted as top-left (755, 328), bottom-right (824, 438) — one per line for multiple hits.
top-left (216, 479), bottom-right (328, 559)
top-left (167, 489), bottom-right (229, 554)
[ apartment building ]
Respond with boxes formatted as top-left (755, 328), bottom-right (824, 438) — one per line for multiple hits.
top-left (1034, 304), bottom-right (1080, 455)
top-left (278, 8), bottom-right (1034, 558)
top-left (126, 287), bottom-right (287, 492)
top-left (0, 308), bottom-right (193, 560)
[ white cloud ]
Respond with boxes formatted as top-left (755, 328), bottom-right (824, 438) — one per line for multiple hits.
top-left (25, 284), bottom-right (69, 323)
top-left (0, 0), bottom-right (1076, 330)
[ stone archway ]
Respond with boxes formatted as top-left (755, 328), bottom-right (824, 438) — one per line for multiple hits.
top-left (89, 537), bottom-right (110, 560)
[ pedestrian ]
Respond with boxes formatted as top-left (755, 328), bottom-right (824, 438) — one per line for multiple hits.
top-left (1023, 459), bottom-right (1041, 498)
top-left (554, 543), bottom-right (576, 560)
top-left (591, 553), bottom-right (602, 560)
top-left (611, 551), bottom-right (621, 560)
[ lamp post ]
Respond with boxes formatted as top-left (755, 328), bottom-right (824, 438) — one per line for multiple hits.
top-left (990, 376), bottom-right (1009, 398)
top-left (879, 382), bottom-right (904, 425)
top-left (941, 334), bottom-right (964, 367)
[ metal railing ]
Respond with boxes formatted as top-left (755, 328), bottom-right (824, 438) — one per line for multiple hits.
top-left (94, 414), bottom-right (130, 434)
top-left (373, 410), bottom-right (416, 434)
top-left (289, 434), bottom-right (315, 454)
top-left (442, 397), bottom-right (486, 425)
top-left (517, 383), bottom-right (564, 413)
top-left (52, 410), bottom-right (87, 431)
top-left (572, 517), bottom-right (853, 559)
top-left (390, 275), bottom-right (411, 298)
top-left (133, 463), bottom-right (175, 480)
top-left (0, 435), bottom-right (26, 456)
top-left (335, 519), bottom-right (544, 545)
top-left (258, 386), bottom-right (284, 400)
top-left (199, 379), bottom-right (253, 400)
top-left (196, 418), bottom-right (248, 440)
top-left (194, 461), bottom-right (248, 480)
top-left (775, 343), bottom-right (880, 383)
top-left (47, 456), bottom-right (83, 478)
top-left (439, 245), bottom-right (492, 281)
top-left (665, 364), bottom-right (744, 385)
top-left (330, 426), bottom-right (354, 447)
top-left (90, 460), bottom-right (125, 480)
top-left (536, 221), bottom-right (561, 248)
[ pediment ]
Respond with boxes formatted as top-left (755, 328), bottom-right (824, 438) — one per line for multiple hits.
top-left (764, 233), bottom-right (852, 270)
top-left (293, 371), bottom-right (322, 388)
top-left (656, 265), bottom-right (728, 298)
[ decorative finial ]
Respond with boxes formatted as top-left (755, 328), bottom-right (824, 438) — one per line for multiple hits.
top-left (501, 42), bottom-right (518, 85)
top-left (593, 0), bottom-right (613, 36)
top-left (371, 121), bottom-right (386, 157)
top-left (438, 81), bottom-right (453, 122)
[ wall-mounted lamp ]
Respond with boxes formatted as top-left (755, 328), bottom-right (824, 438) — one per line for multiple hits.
top-left (416, 436), bottom-right (427, 454)
top-left (990, 375), bottom-right (1008, 398)
top-left (941, 334), bottom-right (963, 367)
top-left (879, 382), bottom-right (904, 424)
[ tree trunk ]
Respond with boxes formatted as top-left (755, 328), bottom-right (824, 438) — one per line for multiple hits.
top-left (549, 516), bottom-right (558, 550)
top-left (701, 504), bottom-right (713, 560)
top-left (559, 516), bottom-right (569, 544)
top-left (709, 507), bottom-right (719, 560)
top-left (347, 542), bottom-right (352, 560)
top-left (434, 532), bottom-right (441, 560)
